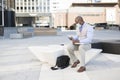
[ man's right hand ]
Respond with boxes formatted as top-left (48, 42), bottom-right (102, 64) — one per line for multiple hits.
top-left (68, 36), bottom-right (73, 40)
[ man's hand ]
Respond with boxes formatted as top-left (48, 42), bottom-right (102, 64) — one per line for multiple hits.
top-left (68, 36), bottom-right (73, 40)
top-left (72, 39), bottom-right (80, 44)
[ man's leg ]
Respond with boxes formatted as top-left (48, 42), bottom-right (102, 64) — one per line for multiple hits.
top-left (67, 43), bottom-right (79, 67)
top-left (77, 44), bottom-right (91, 72)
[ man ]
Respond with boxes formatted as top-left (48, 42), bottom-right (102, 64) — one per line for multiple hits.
top-left (67, 16), bottom-right (94, 72)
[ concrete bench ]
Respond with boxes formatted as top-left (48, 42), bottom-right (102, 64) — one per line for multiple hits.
top-left (92, 40), bottom-right (120, 54)
top-left (85, 48), bottom-right (102, 64)
top-left (73, 43), bottom-right (102, 64)
top-left (28, 45), bottom-right (66, 66)
top-left (17, 28), bottom-right (33, 38)
top-left (34, 28), bottom-right (57, 36)
top-left (10, 33), bottom-right (23, 39)
top-left (28, 45), bottom-right (102, 66)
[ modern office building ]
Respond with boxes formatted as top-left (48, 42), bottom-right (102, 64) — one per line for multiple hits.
top-left (15, 0), bottom-right (53, 27)
top-left (50, 0), bottom-right (72, 28)
top-left (0, 0), bottom-right (4, 26)
top-left (4, 0), bottom-right (15, 10)
top-left (53, 0), bottom-right (120, 28)
top-left (15, 0), bottom-right (73, 28)
top-left (4, 0), bottom-right (15, 27)
top-left (0, 0), bottom-right (15, 27)
top-left (13, 0), bottom-right (120, 28)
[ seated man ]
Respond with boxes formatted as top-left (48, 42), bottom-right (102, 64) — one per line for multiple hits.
top-left (67, 16), bottom-right (94, 72)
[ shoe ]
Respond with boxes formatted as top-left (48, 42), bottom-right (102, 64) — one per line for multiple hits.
top-left (71, 60), bottom-right (80, 68)
top-left (77, 66), bottom-right (86, 72)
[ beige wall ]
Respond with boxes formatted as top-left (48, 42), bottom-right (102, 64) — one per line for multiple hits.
top-left (53, 12), bottom-right (67, 28)
top-left (115, 5), bottom-right (120, 24)
top-left (53, 5), bottom-right (120, 28)
top-left (67, 12), bottom-right (106, 27)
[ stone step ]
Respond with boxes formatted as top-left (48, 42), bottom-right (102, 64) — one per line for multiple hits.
top-left (39, 64), bottom-right (90, 80)
top-left (0, 62), bottom-right (42, 72)
top-left (0, 52), bottom-right (38, 65)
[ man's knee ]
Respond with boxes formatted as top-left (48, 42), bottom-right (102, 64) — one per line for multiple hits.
top-left (79, 44), bottom-right (91, 51)
top-left (67, 44), bottom-right (74, 51)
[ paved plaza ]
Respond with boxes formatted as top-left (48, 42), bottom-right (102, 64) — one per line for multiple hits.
top-left (0, 27), bottom-right (120, 80)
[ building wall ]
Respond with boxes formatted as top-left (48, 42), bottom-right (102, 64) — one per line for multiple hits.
top-left (15, 0), bottom-right (52, 27)
top-left (115, 5), bottom-right (120, 24)
top-left (73, 0), bottom-right (118, 3)
top-left (67, 7), bottom-right (106, 27)
top-left (15, 0), bottom-right (50, 13)
top-left (67, 13), bottom-right (105, 27)
top-left (4, 0), bottom-right (15, 10)
top-left (0, 0), bottom-right (3, 26)
top-left (13, 0), bottom-right (120, 28)
top-left (53, 12), bottom-right (67, 28)
top-left (0, 0), bottom-right (15, 27)
top-left (53, 2), bottom-right (120, 29)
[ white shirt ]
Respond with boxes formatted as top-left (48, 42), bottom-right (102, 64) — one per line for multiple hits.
top-left (73, 23), bottom-right (94, 44)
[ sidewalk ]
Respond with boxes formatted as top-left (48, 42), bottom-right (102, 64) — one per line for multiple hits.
top-left (0, 28), bottom-right (120, 80)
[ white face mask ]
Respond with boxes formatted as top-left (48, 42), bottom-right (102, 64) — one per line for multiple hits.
top-left (76, 23), bottom-right (81, 27)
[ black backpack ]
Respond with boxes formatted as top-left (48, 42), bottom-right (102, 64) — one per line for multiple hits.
top-left (51, 55), bottom-right (70, 70)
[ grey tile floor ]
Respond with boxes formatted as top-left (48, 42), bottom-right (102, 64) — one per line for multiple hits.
top-left (0, 28), bottom-right (120, 80)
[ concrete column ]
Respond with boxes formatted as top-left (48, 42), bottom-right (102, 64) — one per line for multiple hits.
top-left (49, 15), bottom-right (53, 28)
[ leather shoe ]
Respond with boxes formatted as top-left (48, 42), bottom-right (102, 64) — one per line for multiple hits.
top-left (71, 60), bottom-right (80, 68)
top-left (77, 66), bottom-right (86, 72)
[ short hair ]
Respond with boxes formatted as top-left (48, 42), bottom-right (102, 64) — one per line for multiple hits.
top-left (75, 16), bottom-right (84, 21)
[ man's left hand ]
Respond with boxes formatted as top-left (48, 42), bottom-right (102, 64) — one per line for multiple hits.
top-left (72, 39), bottom-right (79, 44)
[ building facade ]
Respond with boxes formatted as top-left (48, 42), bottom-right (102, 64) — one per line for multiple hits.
top-left (0, 0), bottom-right (15, 27)
top-left (4, 0), bottom-right (15, 10)
top-left (15, 0), bottom-right (50, 27)
top-left (15, 0), bottom-right (56, 27)
top-left (53, 0), bottom-right (120, 28)
top-left (9, 0), bottom-right (120, 28)
top-left (15, 0), bottom-right (72, 28)
top-left (0, 0), bottom-right (4, 26)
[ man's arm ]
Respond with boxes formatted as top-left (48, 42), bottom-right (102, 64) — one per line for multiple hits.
top-left (68, 36), bottom-right (73, 40)
top-left (68, 35), bottom-right (80, 44)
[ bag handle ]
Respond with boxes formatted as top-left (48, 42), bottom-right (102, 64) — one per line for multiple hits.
top-left (51, 66), bottom-right (59, 70)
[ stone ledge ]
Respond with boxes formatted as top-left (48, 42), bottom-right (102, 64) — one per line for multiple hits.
top-left (34, 28), bottom-right (57, 36)
top-left (17, 28), bottom-right (33, 38)
top-left (10, 33), bottom-right (23, 39)
top-left (92, 40), bottom-right (120, 54)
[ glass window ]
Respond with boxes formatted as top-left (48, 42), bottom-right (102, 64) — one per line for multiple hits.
top-left (47, 7), bottom-right (49, 12)
top-left (24, 2), bottom-right (26, 5)
top-left (32, 7), bottom-right (34, 10)
top-left (17, 7), bottom-right (19, 10)
top-left (21, 7), bottom-right (23, 10)
top-left (20, 2), bottom-right (23, 5)
top-left (24, 7), bottom-right (27, 10)
top-left (47, 2), bottom-right (49, 5)
top-left (32, 2), bottom-right (34, 5)
top-left (28, 2), bottom-right (30, 5)
top-left (28, 7), bottom-right (30, 10)
top-left (44, 7), bottom-right (46, 10)
top-left (36, 7), bottom-right (39, 10)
